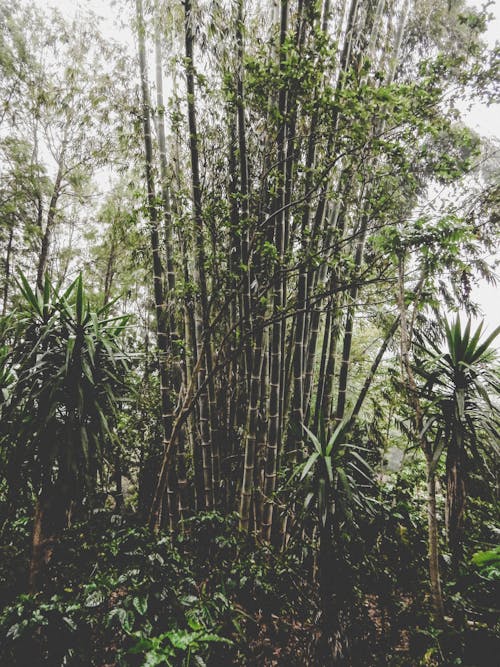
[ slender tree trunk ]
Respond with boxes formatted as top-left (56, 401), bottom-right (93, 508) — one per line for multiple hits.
top-left (103, 233), bottom-right (116, 306)
top-left (317, 196), bottom-right (351, 427)
top-left (36, 148), bottom-right (66, 291)
top-left (350, 315), bottom-right (400, 420)
top-left (335, 210), bottom-right (369, 422)
top-left (446, 420), bottom-right (466, 570)
top-left (262, 0), bottom-right (289, 542)
top-left (113, 453), bottom-right (124, 514)
top-left (426, 454), bottom-right (445, 619)
top-left (2, 225), bottom-right (14, 316)
top-left (171, 109), bottom-right (201, 511)
top-left (236, 0), bottom-right (252, 383)
top-left (184, 0), bottom-right (216, 509)
top-left (239, 323), bottom-right (265, 532)
top-left (135, 0), bottom-right (175, 530)
top-left (396, 254), bottom-right (445, 624)
top-left (288, 55), bottom-right (318, 459)
top-left (154, 19), bottom-right (190, 522)
top-left (154, 24), bottom-right (177, 315)
top-left (320, 288), bottom-right (340, 426)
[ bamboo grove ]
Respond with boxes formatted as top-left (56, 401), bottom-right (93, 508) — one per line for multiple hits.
top-left (131, 0), bottom-right (496, 544)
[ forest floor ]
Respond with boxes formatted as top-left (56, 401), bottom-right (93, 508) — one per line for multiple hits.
top-left (0, 509), bottom-right (498, 666)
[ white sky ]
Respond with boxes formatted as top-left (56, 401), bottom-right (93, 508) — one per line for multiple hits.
top-left (28, 0), bottom-right (500, 335)
top-left (462, 2), bottom-right (500, 338)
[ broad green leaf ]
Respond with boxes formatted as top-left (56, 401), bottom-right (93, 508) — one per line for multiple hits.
top-left (472, 325), bottom-right (500, 363)
top-left (85, 590), bottom-right (105, 607)
top-left (133, 595), bottom-right (148, 616)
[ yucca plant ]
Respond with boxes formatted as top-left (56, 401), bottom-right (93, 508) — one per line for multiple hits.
top-left (1, 272), bottom-right (129, 590)
top-left (301, 421), bottom-right (375, 527)
top-left (415, 316), bottom-right (500, 569)
top-left (300, 419), bottom-right (375, 661)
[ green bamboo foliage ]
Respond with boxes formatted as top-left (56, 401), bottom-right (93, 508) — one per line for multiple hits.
top-left (123, 0), bottom-right (496, 553)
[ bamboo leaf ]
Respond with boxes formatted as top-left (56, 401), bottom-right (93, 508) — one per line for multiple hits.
top-left (16, 271), bottom-right (41, 316)
top-left (65, 336), bottom-right (76, 373)
top-left (337, 467), bottom-right (353, 504)
top-left (304, 491), bottom-right (315, 512)
top-left (468, 320), bottom-right (484, 355)
top-left (350, 449), bottom-right (374, 474)
top-left (81, 426), bottom-right (90, 466)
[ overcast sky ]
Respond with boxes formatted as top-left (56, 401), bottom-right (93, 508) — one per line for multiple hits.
top-left (29, 0), bottom-right (500, 334)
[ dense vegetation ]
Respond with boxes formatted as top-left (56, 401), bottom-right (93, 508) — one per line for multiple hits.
top-left (0, 0), bottom-right (499, 664)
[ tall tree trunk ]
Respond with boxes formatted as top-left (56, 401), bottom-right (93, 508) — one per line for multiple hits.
top-left (316, 189), bottom-right (351, 428)
top-left (154, 23), bottom-right (177, 317)
top-left (236, 0), bottom-right (252, 383)
top-left (29, 476), bottom-right (72, 592)
top-left (288, 22), bottom-right (320, 459)
top-left (262, 0), bottom-right (289, 543)
top-left (350, 315), bottom-right (400, 420)
top-left (396, 254), bottom-right (445, 625)
top-left (446, 419), bottom-right (466, 570)
top-left (36, 144), bottom-right (66, 291)
top-left (135, 0), bottom-right (174, 530)
top-left (2, 225), bottom-right (14, 316)
top-left (335, 209), bottom-right (369, 423)
top-left (184, 0), bottom-right (216, 509)
top-left (113, 453), bottom-right (124, 514)
top-left (239, 323), bottom-right (265, 532)
top-left (154, 18), bottom-right (190, 522)
top-left (102, 232), bottom-right (116, 306)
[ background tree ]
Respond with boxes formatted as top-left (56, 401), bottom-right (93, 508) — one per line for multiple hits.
top-left (415, 317), bottom-right (500, 570)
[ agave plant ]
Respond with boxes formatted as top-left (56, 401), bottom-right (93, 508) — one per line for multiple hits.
top-left (415, 316), bottom-right (500, 568)
top-left (1, 272), bottom-right (129, 589)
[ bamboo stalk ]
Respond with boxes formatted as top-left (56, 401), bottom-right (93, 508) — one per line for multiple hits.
top-left (184, 0), bottom-right (216, 509)
top-left (135, 0), bottom-right (176, 527)
top-left (262, 0), bottom-right (289, 543)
